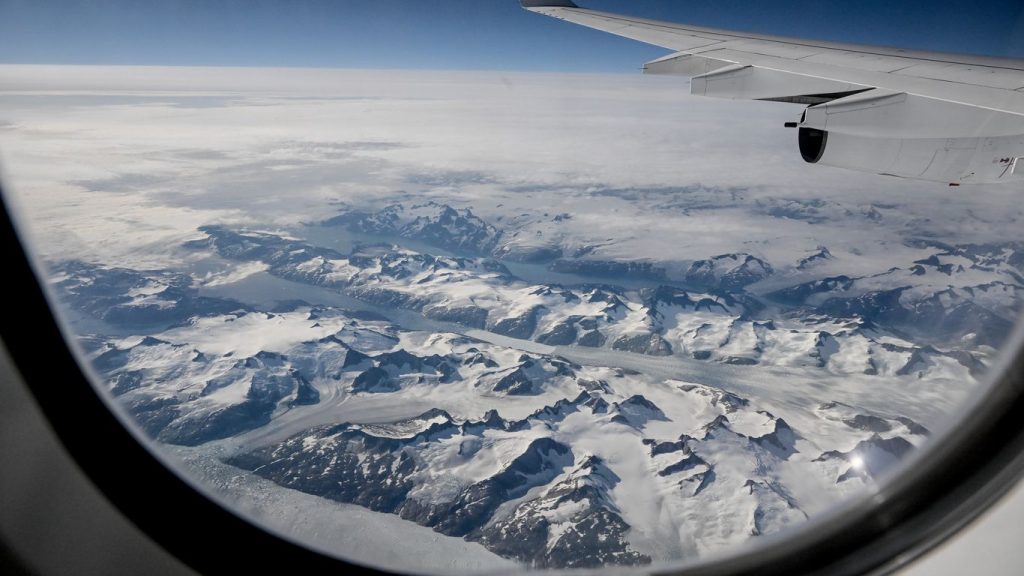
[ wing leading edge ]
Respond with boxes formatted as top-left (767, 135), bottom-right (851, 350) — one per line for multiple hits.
top-left (521, 1), bottom-right (1024, 184)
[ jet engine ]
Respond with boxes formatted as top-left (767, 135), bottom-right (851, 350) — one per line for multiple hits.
top-left (794, 91), bottom-right (1024, 184)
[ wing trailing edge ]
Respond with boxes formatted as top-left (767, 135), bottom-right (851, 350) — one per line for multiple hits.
top-left (521, 1), bottom-right (578, 7)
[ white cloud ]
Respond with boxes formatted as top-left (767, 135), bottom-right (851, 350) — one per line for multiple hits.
top-left (0, 64), bottom-right (1021, 272)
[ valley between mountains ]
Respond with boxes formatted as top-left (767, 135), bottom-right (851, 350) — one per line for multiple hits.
top-left (55, 200), bottom-right (1019, 570)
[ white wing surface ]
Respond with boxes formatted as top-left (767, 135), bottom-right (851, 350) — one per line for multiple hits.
top-left (522, 0), bottom-right (1024, 185)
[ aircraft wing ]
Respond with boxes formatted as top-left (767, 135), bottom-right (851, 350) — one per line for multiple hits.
top-left (521, 1), bottom-right (1024, 184)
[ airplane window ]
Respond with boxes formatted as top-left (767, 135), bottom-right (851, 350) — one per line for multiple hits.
top-left (1, 1), bottom-right (1022, 574)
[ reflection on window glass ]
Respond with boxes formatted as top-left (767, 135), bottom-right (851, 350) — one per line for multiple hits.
top-left (0, 6), bottom-right (1022, 573)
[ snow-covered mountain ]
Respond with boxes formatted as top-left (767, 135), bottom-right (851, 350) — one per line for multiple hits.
top-left (58, 240), bottom-right (957, 568)
top-left (43, 198), bottom-right (1021, 571)
top-left (323, 201), bottom-right (503, 256)
top-left (185, 224), bottom-right (992, 382)
top-left (88, 303), bottom-right (929, 567)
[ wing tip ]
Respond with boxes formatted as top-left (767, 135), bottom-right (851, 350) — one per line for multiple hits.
top-left (521, 0), bottom-right (579, 8)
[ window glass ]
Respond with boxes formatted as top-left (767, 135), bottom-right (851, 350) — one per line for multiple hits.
top-left (1, 2), bottom-right (1022, 573)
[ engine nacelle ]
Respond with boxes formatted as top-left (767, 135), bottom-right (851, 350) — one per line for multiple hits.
top-left (795, 90), bottom-right (1024, 184)
top-left (797, 129), bottom-right (1024, 184)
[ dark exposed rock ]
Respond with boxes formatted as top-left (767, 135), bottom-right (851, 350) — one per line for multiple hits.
top-left (751, 419), bottom-right (799, 460)
top-left (767, 275), bottom-right (856, 306)
top-left (352, 366), bottom-right (398, 393)
top-left (723, 356), bottom-right (758, 366)
top-left (894, 417), bottom-right (930, 436)
top-left (463, 352), bottom-right (499, 368)
top-left (577, 379), bottom-right (612, 394)
top-left (123, 395), bottom-right (181, 437)
top-left (645, 439), bottom-right (685, 456)
top-left (51, 260), bottom-right (246, 329)
top-left (492, 367), bottom-right (537, 396)
top-left (685, 253), bottom-right (774, 291)
top-left (686, 470), bottom-right (716, 496)
top-left (577, 330), bottom-right (607, 348)
top-left (701, 415), bottom-right (732, 438)
top-left (797, 246), bottom-right (832, 270)
top-left (842, 414), bottom-right (892, 433)
top-left (584, 395), bottom-right (610, 414)
top-left (678, 384), bottom-right (749, 413)
top-left (290, 370), bottom-right (320, 406)
top-left (536, 317), bottom-right (580, 345)
top-left (549, 259), bottom-right (667, 282)
top-left (423, 305), bottom-right (489, 328)
top-left (610, 395), bottom-right (668, 427)
top-left (489, 306), bottom-right (544, 339)
top-left (659, 448), bottom-right (708, 477)
top-left (342, 348), bottom-right (372, 369)
top-left (612, 333), bottom-right (672, 356)
top-left (473, 456), bottom-right (650, 569)
top-left (643, 286), bottom-right (732, 315)
top-left (815, 435), bottom-right (916, 482)
top-left (325, 202), bottom-right (502, 256)
top-left (109, 370), bottom-right (144, 396)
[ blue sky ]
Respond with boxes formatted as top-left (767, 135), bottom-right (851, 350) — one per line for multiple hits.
top-left (1, 0), bottom-right (1022, 71)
